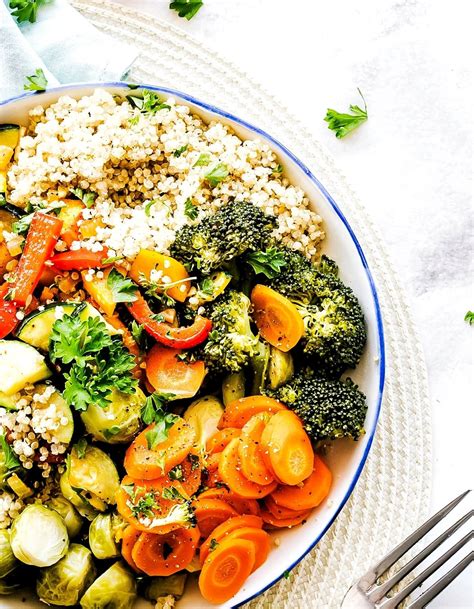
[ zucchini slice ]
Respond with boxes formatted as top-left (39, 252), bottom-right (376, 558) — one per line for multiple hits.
top-left (0, 390), bottom-right (21, 410)
top-left (0, 340), bottom-right (51, 395)
top-left (0, 124), bottom-right (20, 149)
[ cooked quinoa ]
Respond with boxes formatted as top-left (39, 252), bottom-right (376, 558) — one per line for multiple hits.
top-left (7, 89), bottom-right (324, 261)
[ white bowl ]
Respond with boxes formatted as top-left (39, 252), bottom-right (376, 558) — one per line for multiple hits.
top-left (0, 83), bottom-right (385, 608)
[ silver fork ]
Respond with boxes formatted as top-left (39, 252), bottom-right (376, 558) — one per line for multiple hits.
top-left (341, 490), bottom-right (473, 608)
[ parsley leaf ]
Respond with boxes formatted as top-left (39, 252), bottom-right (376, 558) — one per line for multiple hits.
top-left (103, 426), bottom-right (122, 440)
top-left (131, 491), bottom-right (158, 519)
top-left (170, 0), bottom-right (203, 20)
top-left (51, 313), bottom-right (113, 366)
top-left (70, 187), bottom-right (97, 208)
top-left (324, 89), bottom-right (368, 139)
top-left (107, 268), bottom-right (138, 303)
top-left (127, 90), bottom-right (171, 115)
top-left (272, 164), bottom-right (284, 175)
top-left (199, 277), bottom-right (214, 295)
top-left (12, 212), bottom-right (34, 236)
top-left (247, 247), bottom-right (287, 279)
top-left (0, 433), bottom-right (20, 470)
top-left (101, 256), bottom-right (124, 265)
top-left (193, 153), bottom-right (211, 167)
top-left (142, 393), bottom-right (179, 450)
top-left (146, 413), bottom-right (180, 450)
top-left (10, 0), bottom-right (46, 24)
top-left (173, 145), bottom-right (188, 157)
top-left (465, 311), bottom-right (474, 325)
top-left (209, 538), bottom-right (219, 551)
top-left (23, 68), bottom-right (48, 92)
top-left (205, 163), bottom-right (229, 187)
top-left (141, 392), bottom-right (176, 425)
top-left (168, 465), bottom-right (183, 481)
top-left (184, 198), bottom-right (198, 220)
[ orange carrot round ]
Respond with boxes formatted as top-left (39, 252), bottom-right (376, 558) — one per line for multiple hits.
top-left (264, 495), bottom-right (312, 520)
top-left (238, 414), bottom-right (275, 485)
top-left (199, 537), bottom-right (256, 604)
top-left (260, 410), bottom-right (314, 485)
top-left (206, 428), bottom-right (241, 454)
top-left (121, 525), bottom-right (142, 573)
top-left (192, 497), bottom-right (239, 539)
top-left (175, 453), bottom-right (202, 497)
top-left (198, 487), bottom-right (260, 516)
top-left (261, 507), bottom-right (312, 529)
top-left (271, 455), bottom-right (332, 511)
top-left (132, 526), bottom-right (200, 576)
top-left (250, 284), bottom-right (304, 351)
top-left (199, 514), bottom-right (263, 564)
top-left (223, 526), bottom-right (271, 570)
top-left (219, 395), bottom-right (287, 429)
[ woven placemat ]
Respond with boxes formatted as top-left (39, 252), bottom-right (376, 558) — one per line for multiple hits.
top-left (69, 2), bottom-right (433, 607)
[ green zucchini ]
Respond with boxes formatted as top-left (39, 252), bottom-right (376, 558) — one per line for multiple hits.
top-left (0, 340), bottom-right (51, 395)
top-left (0, 391), bottom-right (21, 410)
top-left (0, 125), bottom-right (20, 149)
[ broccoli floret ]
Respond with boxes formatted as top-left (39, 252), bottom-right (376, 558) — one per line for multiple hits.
top-left (198, 290), bottom-right (259, 374)
top-left (170, 201), bottom-right (277, 274)
top-left (268, 247), bottom-right (321, 302)
top-left (268, 371), bottom-right (367, 442)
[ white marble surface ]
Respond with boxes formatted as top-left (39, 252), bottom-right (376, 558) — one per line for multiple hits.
top-left (109, 0), bottom-right (473, 605)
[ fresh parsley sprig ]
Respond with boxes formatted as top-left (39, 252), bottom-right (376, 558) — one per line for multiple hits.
top-left (23, 68), bottom-right (48, 92)
top-left (10, 0), bottom-right (46, 23)
top-left (127, 90), bottom-right (171, 115)
top-left (141, 393), bottom-right (179, 450)
top-left (107, 268), bottom-right (138, 303)
top-left (464, 311), bottom-right (474, 325)
top-left (170, 0), bottom-right (203, 20)
top-left (247, 247), bottom-right (287, 279)
top-left (325, 89), bottom-right (368, 139)
top-left (70, 187), bottom-right (97, 208)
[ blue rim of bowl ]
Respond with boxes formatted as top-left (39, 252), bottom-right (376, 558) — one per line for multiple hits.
top-left (0, 82), bottom-right (386, 607)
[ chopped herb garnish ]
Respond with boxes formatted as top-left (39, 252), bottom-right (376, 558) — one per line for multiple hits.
top-left (74, 438), bottom-right (88, 459)
top-left (131, 321), bottom-right (145, 346)
top-left (162, 486), bottom-right (186, 501)
top-left (70, 187), bottom-right (97, 208)
top-left (144, 199), bottom-right (159, 217)
top-left (107, 268), bottom-right (138, 303)
top-left (170, 0), bottom-right (203, 20)
top-left (127, 90), bottom-right (171, 115)
top-left (101, 256), bottom-right (124, 265)
top-left (247, 247), bottom-right (287, 279)
top-left (9, 0), bottom-right (47, 23)
top-left (122, 483), bottom-right (136, 498)
top-left (12, 213), bottom-right (34, 236)
top-left (184, 198), bottom-right (199, 220)
top-left (143, 394), bottom-right (179, 450)
top-left (131, 491), bottom-right (158, 519)
top-left (272, 164), bottom-right (283, 175)
top-left (209, 538), bottom-right (219, 551)
top-left (173, 145), bottom-right (188, 157)
top-left (151, 313), bottom-right (166, 323)
top-left (283, 570), bottom-right (291, 579)
top-left (141, 392), bottom-right (176, 425)
top-left (0, 195), bottom-right (7, 207)
top-left (103, 426), bottom-right (122, 440)
top-left (464, 311), bottom-right (474, 325)
top-left (169, 465), bottom-right (183, 481)
top-left (0, 433), bottom-right (20, 470)
top-left (127, 83), bottom-right (140, 90)
top-left (205, 163), bottom-right (229, 187)
top-left (199, 277), bottom-right (214, 295)
top-left (325, 88), bottom-right (368, 139)
top-left (188, 453), bottom-right (200, 471)
top-left (193, 153), bottom-right (211, 167)
top-left (128, 115), bottom-right (140, 126)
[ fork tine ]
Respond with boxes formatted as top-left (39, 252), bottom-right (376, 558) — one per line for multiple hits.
top-left (367, 509), bottom-right (474, 601)
top-left (358, 490), bottom-right (470, 588)
top-left (378, 530), bottom-right (474, 609)
top-left (406, 550), bottom-right (474, 609)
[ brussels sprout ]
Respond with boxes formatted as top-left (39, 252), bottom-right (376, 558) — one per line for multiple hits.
top-left (80, 561), bottom-right (137, 609)
top-left (183, 395), bottom-right (224, 453)
top-left (36, 543), bottom-right (96, 606)
top-left (81, 388), bottom-right (144, 444)
top-left (251, 340), bottom-right (270, 394)
top-left (268, 346), bottom-right (294, 390)
top-left (222, 371), bottom-right (245, 406)
top-left (0, 575), bottom-right (20, 595)
top-left (10, 504), bottom-right (69, 567)
top-left (59, 470), bottom-right (99, 521)
top-left (89, 513), bottom-right (121, 560)
top-left (144, 573), bottom-right (187, 601)
top-left (47, 495), bottom-right (83, 538)
top-left (0, 530), bottom-right (18, 578)
top-left (63, 444), bottom-right (120, 514)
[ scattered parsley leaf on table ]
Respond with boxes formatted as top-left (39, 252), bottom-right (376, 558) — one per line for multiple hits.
top-left (325, 88), bottom-right (368, 139)
top-left (107, 268), bottom-right (138, 303)
top-left (464, 311), bottom-right (474, 325)
top-left (9, 0), bottom-right (46, 23)
top-left (23, 68), bottom-right (48, 92)
top-left (170, 0), bottom-right (203, 20)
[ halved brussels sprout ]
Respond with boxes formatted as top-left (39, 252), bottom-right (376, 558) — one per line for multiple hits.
top-left (183, 395), bottom-right (224, 453)
top-left (89, 513), bottom-right (121, 560)
top-left (80, 388), bottom-right (144, 444)
top-left (59, 470), bottom-right (99, 521)
top-left (144, 573), bottom-right (187, 601)
top-left (36, 543), bottom-right (96, 606)
top-left (10, 504), bottom-right (69, 567)
top-left (0, 530), bottom-right (18, 579)
top-left (222, 371), bottom-right (245, 406)
top-left (65, 444), bottom-right (120, 509)
top-left (80, 561), bottom-right (137, 609)
top-left (47, 495), bottom-right (83, 538)
top-left (268, 345), bottom-right (294, 390)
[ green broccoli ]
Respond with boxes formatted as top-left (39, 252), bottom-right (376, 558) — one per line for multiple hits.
top-left (170, 201), bottom-right (277, 274)
top-left (268, 371), bottom-right (367, 442)
top-left (198, 290), bottom-right (259, 374)
top-left (267, 247), bottom-right (321, 303)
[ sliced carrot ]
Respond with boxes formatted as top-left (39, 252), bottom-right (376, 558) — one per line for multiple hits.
top-left (121, 525), bottom-right (142, 573)
top-left (132, 526), bottom-right (200, 576)
top-left (199, 537), bottom-right (256, 604)
top-left (205, 453), bottom-right (221, 473)
top-left (198, 487), bottom-right (260, 516)
top-left (264, 495), bottom-right (312, 520)
top-left (250, 284), bottom-right (304, 351)
top-left (271, 454), bottom-right (332, 511)
top-left (261, 507), bottom-right (312, 529)
top-left (192, 498), bottom-right (239, 539)
top-left (260, 410), bottom-right (314, 485)
top-left (205, 467), bottom-right (224, 489)
top-left (219, 438), bottom-right (277, 499)
top-left (129, 249), bottom-right (191, 302)
top-left (124, 417), bottom-right (195, 479)
top-left (219, 395), bottom-right (287, 429)
top-left (146, 344), bottom-right (206, 399)
top-left (238, 414), bottom-right (274, 485)
top-left (116, 475), bottom-right (190, 534)
top-left (206, 428), bottom-right (241, 454)
top-left (223, 527), bottom-right (270, 570)
top-left (176, 453), bottom-right (202, 497)
top-left (199, 515), bottom-right (263, 564)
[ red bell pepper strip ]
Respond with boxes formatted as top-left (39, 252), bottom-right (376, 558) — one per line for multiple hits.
top-left (127, 293), bottom-right (212, 349)
top-left (0, 285), bottom-right (18, 339)
top-left (50, 247), bottom-right (108, 271)
top-left (10, 213), bottom-right (63, 307)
